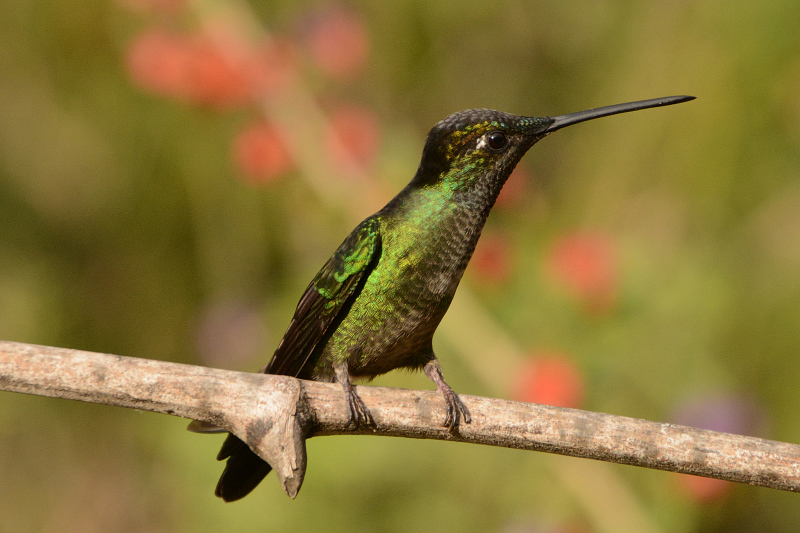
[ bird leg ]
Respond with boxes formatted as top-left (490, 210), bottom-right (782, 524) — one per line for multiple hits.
top-left (333, 361), bottom-right (375, 429)
top-left (423, 359), bottom-right (471, 428)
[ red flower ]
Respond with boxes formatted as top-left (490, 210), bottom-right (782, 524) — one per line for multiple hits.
top-left (126, 29), bottom-right (193, 98)
top-left (248, 38), bottom-right (297, 98)
top-left (304, 7), bottom-right (369, 80)
top-left (496, 165), bottom-right (529, 209)
top-left (182, 29), bottom-right (254, 108)
top-left (233, 122), bottom-right (293, 183)
top-left (325, 104), bottom-right (381, 173)
top-left (471, 233), bottom-right (513, 284)
top-left (675, 475), bottom-right (731, 503)
top-left (126, 27), bottom-right (296, 109)
top-left (548, 232), bottom-right (618, 314)
top-left (671, 394), bottom-right (764, 503)
top-left (118, 0), bottom-right (187, 15)
top-left (513, 354), bottom-right (585, 409)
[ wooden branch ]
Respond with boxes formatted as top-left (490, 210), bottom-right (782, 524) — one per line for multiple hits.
top-left (1, 340), bottom-right (799, 499)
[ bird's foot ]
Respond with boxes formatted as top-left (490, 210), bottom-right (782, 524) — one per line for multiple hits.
top-left (334, 362), bottom-right (375, 429)
top-left (344, 385), bottom-right (375, 429)
top-left (441, 386), bottom-right (471, 429)
top-left (423, 359), bottom-right (471, 429)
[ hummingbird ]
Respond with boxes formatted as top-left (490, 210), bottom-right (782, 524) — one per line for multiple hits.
top-left (189, 94), bottom-right (695, 501)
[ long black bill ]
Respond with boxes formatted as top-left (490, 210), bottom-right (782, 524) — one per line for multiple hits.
top-left (544, 95), bottom-right (695, 133)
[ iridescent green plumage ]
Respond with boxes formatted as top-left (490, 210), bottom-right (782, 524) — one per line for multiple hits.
top-left (193, 96), bottom-right (695, 501)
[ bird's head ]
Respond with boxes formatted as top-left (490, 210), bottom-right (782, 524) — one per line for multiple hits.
top-left (413, 109), bottom-right (550, 192)
top-left (412, 96), bottom-right (695, 196)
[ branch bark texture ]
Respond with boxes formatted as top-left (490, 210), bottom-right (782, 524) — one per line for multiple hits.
top-left (1, 340), bottom-right (798, 497)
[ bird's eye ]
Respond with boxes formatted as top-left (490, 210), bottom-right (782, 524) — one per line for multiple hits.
top-left (486, 131), bottom-right (507, 151)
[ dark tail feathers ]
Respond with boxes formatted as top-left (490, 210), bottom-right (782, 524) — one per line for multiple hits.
top-left (214, 433), bottom-right (272, 502)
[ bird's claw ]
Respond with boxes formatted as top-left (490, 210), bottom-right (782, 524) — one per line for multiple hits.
top-left (423, 359), bottom-right (471, 429)
top-left (345, 387), bottom-right (375, 429)
top-left (442, 388), bottom-right (471, 429)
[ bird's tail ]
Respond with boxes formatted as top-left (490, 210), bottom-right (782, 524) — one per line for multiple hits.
top-left (187, 421), bottom-right (272, 502)
top-left (213, 433), bottom-right (272, 502)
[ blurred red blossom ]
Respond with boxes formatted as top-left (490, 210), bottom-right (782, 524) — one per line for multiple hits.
top-left (126, 29), bottom-right (193, 97)
top-left (181, 28), bottom-right (255, 108)
top-left (248, 37), bottom-right (298, 97)
top-left (496, 165), bottom-right (529, 209)
top-left (513, 353), bottom-right (585, 409)
top-left (233, 121), bottom-right (293, 183)
top-left (126, 27), bottom-right (296, 109)
top-left (325, 104), bottom-right (381, 173)
top-left (303, 7), bottom-right (369, 80)
top-left (672, 394), bottom-right (765, 503)
top-left (676, 475), bottom-right (731, 503)
top-left (118, 0), bottom-right (188, 16)
top-left (547, 232), bottom-right (618, 314)
top-left (471, 232), bottom-right (513, 284)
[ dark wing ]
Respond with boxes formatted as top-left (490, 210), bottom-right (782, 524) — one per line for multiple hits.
top-left (263, 216), bottom-right (381, 378)
top-left (211, 217), bottom-right (381, 502)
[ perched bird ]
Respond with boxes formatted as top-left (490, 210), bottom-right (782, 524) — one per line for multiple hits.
top-left (190, 95), bottom-right (694, 501)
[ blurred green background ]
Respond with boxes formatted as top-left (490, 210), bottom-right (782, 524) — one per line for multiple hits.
top-left (2, 0), bottom-right (800, 531)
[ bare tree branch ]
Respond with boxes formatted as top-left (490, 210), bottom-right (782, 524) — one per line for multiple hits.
top-left (1, 339), bottom-right (798, 498)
